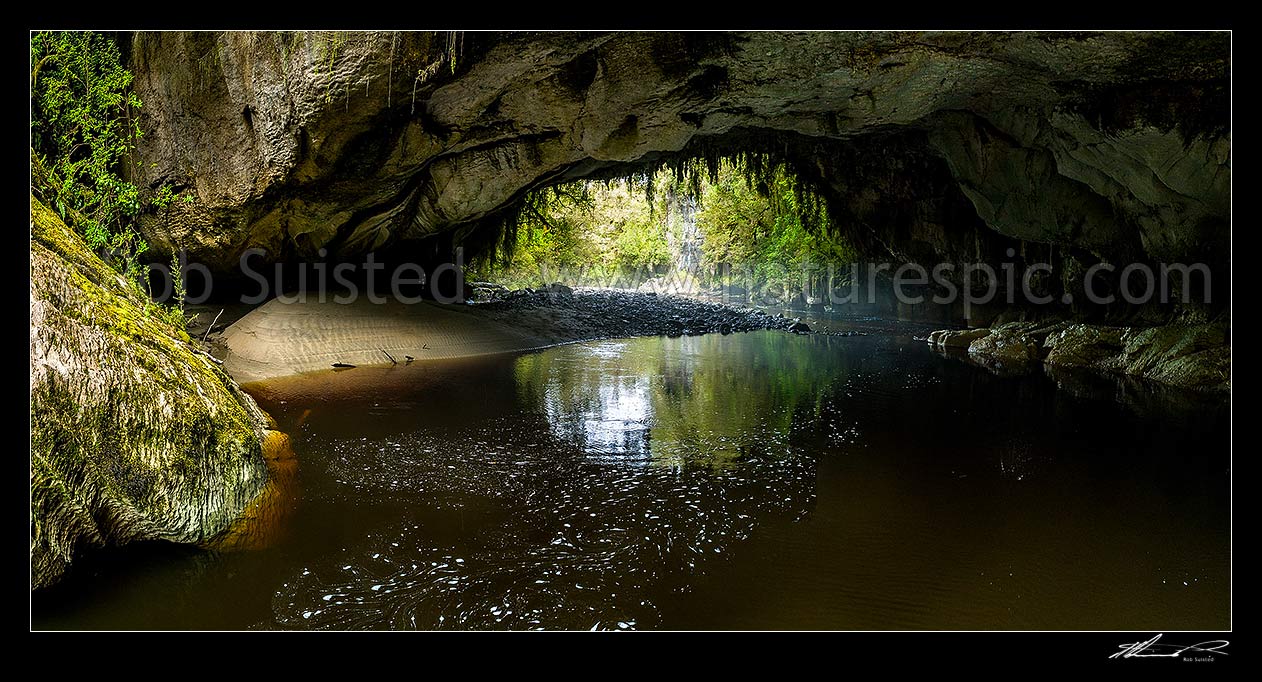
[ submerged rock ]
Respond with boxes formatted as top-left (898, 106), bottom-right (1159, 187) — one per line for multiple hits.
top-left (1043, 363), bottom-right (1231, 418)
top-left (208, 430), bottom-right (299, 552)
top-left (29, 197), bottom-right (271, 590)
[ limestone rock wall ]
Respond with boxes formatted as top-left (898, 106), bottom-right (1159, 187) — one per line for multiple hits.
top-left (127, 31), bottom-right (1229, 297)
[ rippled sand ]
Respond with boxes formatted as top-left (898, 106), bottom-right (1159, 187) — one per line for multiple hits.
top-left (223, 298), bottom-right (560, 383)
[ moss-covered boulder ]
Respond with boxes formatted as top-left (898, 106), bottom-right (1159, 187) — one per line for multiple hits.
top-left (30, 196), bottom-right (269, 590)
top-left (927, 328), bottom-right (990, 349)
top-left (927, 318), bottom-right (1229, 393)
top-left (963, 321), bottom-right (1070, 363)
top-left (1045, 322), bottom-right (1230, 393)
top-left (1119, 325), bottom-right (1231, 390)
top-left (1042, 324), bottom-right (1127, 367)
top-left (968, 332), bottom-right (1040, 364)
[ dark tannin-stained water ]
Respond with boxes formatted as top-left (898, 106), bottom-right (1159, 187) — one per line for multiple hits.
top-left (32, 327), bottom-right (1230, 630)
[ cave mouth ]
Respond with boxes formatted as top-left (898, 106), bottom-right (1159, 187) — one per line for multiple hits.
top-left (446, 124), bottom-right (1227, 327)
top-left (104, 30), bottom-right (1227, 328)
top-left (193, 132), bottom-right (1223, 331)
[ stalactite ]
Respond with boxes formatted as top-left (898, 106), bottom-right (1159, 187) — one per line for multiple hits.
top-left (387, 31), bottom-right (396, 108)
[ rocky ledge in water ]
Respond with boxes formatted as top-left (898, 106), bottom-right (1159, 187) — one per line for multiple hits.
top-left (926, 319), bottom-right (1230, 393)
top-left (29, 196), bottom-right (280, 590)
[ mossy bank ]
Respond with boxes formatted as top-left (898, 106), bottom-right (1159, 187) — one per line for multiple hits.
top-left (30, 196), bottom-right (273, 590)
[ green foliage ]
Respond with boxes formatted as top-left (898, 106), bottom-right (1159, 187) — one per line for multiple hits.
top-left (472, 157), bottom-right (854, 299)
top-left (31, 31), bottom-right (192, 329)
top-left (156, 250), bottom-right (189, 330)
top-left (696, 160), bottom-right (855, 295)
top-left (612, 213), bottom-right (672, 271)
top-left (32, 32), bottom-right (144, 260)
top-left (469, 178), bottom-right (674, 288)
top-left (150, 182), bottom-right (193, 210)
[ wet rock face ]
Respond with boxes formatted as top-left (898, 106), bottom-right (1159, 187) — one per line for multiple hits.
top-left (967, 328), bottom-right (1042, 364)
top-left (1046, 323), bottom-right (1230, 391)
top-left (927, 319), bottom-right (1229, 392)
top-left (29, 197), bottom-right (270, 590)
top-left (927, 328), bottom-right (990, 349)
top-left (129, 31), bottom-right (1229, 285)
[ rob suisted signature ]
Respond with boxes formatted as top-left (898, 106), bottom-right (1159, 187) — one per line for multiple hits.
top-left (1110, 634), bottom-right (1229, 660)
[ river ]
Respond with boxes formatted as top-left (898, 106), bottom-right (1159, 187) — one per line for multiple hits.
top-left (32, 326), bottom-right (1230, 630)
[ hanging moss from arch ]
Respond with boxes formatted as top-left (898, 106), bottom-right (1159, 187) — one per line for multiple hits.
top-left (464, 141), bottom-right (855, 296)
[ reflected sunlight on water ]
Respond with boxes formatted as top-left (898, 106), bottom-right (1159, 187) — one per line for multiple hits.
top-left (33, 329), bottom-right (1230, 631)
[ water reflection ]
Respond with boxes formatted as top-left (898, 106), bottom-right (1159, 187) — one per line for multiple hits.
top-left (528, 342), bottom-right (656, 459)
top-left (515, 334), bottom-right (857, 471)
top-left (266, 333), bottom-right (847, 629)
top-left (32, 330), bottom-right (1230, 631)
